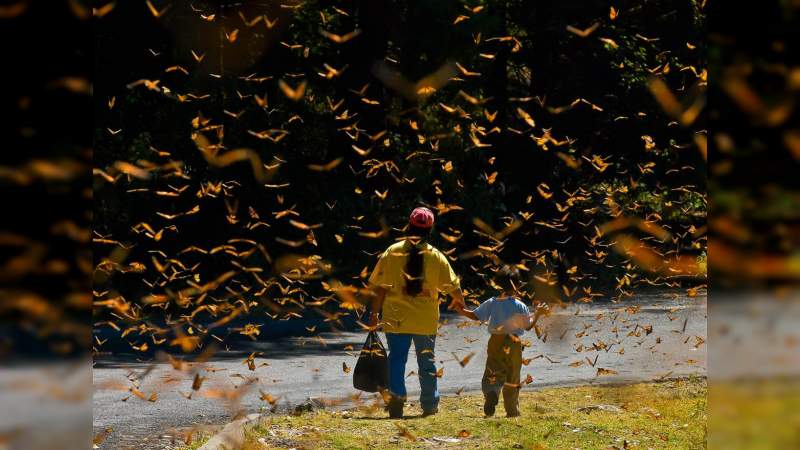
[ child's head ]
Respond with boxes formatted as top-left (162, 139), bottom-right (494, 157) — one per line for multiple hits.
top-left (492, 264), bottom-right (522, 295)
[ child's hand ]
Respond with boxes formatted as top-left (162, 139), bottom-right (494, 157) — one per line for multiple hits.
top-left (525, 312), bottom-right (537, 330)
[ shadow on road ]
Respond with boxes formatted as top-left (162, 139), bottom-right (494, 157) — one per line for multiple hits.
top-left (93, 331), bottom-right (367, 369)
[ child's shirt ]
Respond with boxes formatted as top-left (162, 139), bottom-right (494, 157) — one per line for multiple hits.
top-left (472, 296), bottom-right (531, 336)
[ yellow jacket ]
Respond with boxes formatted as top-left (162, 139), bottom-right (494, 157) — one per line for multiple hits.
top-left (368, 240), bottom-right (460, 335)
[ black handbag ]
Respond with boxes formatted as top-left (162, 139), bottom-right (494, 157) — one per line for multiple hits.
top-left (353, 331), bottom-right (389, 392)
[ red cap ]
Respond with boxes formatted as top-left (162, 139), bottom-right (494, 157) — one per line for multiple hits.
top-left (409, 207), bottom-right (435, 229)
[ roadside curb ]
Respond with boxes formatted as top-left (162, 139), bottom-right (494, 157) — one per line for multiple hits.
top-left (196, 398), bottom-right (335, 449)
top-left (198, 413), bottom-right (262, 450)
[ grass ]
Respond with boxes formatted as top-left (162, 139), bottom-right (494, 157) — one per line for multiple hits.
top-left (708, 377), bottom-right (800, 450)
top-left (243, 377), bottom-right (706, 449)
top-left (178, 433), bottom-right (209, 450)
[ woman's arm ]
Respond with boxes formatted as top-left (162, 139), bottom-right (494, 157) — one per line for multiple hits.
top-left (368, 286), bottom-right (386, 328)
top-left (447, 288), bottom-right (465, 311)
top-left (459, 308), bottom-right (479, 321)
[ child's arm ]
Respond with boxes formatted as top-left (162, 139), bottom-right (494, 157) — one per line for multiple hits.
top-left (453, 303), bottom-right (480, 321)
top-left (457, 298), bottom-right (491, 322)
top-left (525, 313), bottom-right (536, 331)
top-left (525, 302), bottom-right (547, 330)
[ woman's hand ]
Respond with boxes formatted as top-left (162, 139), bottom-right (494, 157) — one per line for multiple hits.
top-left (459, 308), bottom-right (479, 321)
top-left (447, 288), bottom-right (466, 311)
top-left (368, 286), bottom-right (386, 329)
top-left (367, 311), bottom-right (380, 328)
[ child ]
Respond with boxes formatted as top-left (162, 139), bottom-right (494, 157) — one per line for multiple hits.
top-left (456, 265), bottom-right (534, 417)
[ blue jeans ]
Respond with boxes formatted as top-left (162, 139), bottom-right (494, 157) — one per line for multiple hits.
top-left (385, 333), bottom-right (439, 411)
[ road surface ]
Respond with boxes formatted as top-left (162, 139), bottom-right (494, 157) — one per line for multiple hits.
top-left (92, 291), bottom-right (707, 449)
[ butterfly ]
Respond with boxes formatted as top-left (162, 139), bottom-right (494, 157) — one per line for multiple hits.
top-left (278, 79), bottom-right (307, 101)
top-left (145, 0), bottom-right (169, 18)
top-left (319, 28), bottom-right (362, 43)
top-left (263, 15), bottom-right (278, 29)
top-left (93, 2), bottom-right (115, 18)
top-left (451, 351), bottom-right (475, 367)
top-left (238, 11), bottom-right (262, 27)
top-left (191, 50), bottom-right (205, 62)
top-left (371, 60), bottom-right (458, 101)
top-left (308, 158), bottom-right (343, 172)
top-left (455, 62), bottom-right (481, 77)
top-left (566, 22), bottom-right (600, 38)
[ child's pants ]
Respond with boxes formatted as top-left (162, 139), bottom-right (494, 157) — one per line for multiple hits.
top-left (482, 334), bottom-right (522, 415)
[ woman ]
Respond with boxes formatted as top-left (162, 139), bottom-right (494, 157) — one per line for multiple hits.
top-left (367, 207), bottom-right (465, 418)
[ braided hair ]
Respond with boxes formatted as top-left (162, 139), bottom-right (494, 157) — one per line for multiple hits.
top-left (404, 224), bottom-right (432, 296)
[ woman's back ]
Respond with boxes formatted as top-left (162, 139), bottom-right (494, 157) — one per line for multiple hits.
top-left (368, 240), bottom-right (460, 334)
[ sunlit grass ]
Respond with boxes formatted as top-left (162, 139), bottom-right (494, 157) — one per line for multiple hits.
top-left (245, 378), bottom-right (706, 449)
top-left (178, 434), bottom-right (209, 450)
top-left (708, 378), bottom-right (800, 450)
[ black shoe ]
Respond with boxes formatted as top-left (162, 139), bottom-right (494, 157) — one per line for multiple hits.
top-left (484, 392), bottom-right (498, 417)
top-left (421, 407), bottom-right (438, 417)
top-left (388, 397), bottom-right (404, 419)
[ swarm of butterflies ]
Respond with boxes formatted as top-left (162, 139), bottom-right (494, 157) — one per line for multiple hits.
top-left (86, 0), bottom-right (708, 441)
top-left (91, 2), bottom-right (708, 357)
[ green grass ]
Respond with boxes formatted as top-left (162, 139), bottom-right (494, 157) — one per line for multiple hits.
top-left (245, 378), bottom-right (706, 449)
top-left (708, 378), bottom-right (800, 450)
top-left (174, 432), bottom-right (209, 450)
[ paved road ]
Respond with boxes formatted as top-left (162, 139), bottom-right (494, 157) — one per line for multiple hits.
top-left (0, 362), bottom-right (91, 450)
top-left (92, 291), bottom-right (707, 449)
